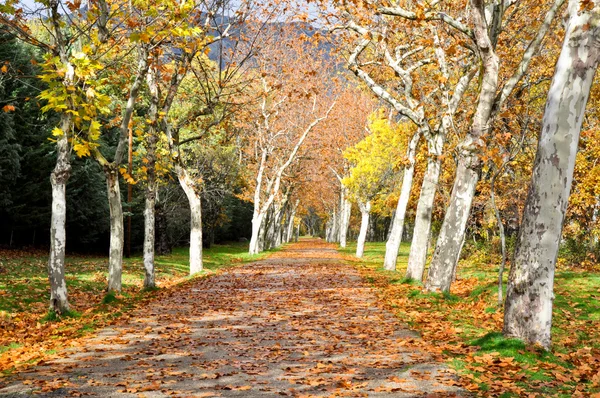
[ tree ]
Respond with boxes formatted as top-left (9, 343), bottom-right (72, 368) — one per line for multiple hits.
top-left (244, 27), bottom-right (337, 255)
top-left (1, 0), bottom-right (111, 313)
top-left (337, 8), bottom-right (474, 273)
top-left (165, 0), bottom-right (259, 273)
top-left (503, 0), bottom-right (600, 349)
top-left (343, 110), bottom-right (409, 258)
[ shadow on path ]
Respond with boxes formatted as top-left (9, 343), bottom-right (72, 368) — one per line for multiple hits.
top-left (0, 239), bottom-right (464, 397)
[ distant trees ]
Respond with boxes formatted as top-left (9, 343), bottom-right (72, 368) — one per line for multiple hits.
top-left (243, 27), bottom-right (338, 255)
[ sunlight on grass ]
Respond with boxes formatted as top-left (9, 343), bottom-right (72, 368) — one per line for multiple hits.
top-left (341, 240), bottom-right (600, 396)
top-left (0, 241), bottom-right (270, 373)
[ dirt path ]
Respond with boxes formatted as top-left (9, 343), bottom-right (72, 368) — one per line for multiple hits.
top-left (1, 239), bottom-right (463, 397)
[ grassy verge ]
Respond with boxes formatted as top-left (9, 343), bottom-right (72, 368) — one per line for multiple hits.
top-left (340, 242), bottom-right (600, 397)
top-left (0, 242), bottom-right (271, 377)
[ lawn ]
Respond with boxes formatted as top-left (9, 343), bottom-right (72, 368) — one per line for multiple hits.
top-left (0, 243), bottom-right (270, 376)
top-left (340, 241), bottom-right (600, 397)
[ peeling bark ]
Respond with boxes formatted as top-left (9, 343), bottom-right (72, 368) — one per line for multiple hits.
top-left (48, 126), bottom-right (71, 314)
top-left (143, 184), bottom-right (156, 289)
top-left (143, 63), bottom-right (159, 289)
top-left (106, 168), bottom-right (124, 292)
top-left (503, 1), bottom-right (600, 349)
top-left (46, 0), bottom-right (73, 314)
top-left (425, 0), bottom-right (500, 292)
top-left (406, 137), bottom-right (442, 280)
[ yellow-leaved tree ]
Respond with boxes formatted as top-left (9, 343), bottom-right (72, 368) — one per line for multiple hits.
top-left (343, 109), bottom-right (412, 257)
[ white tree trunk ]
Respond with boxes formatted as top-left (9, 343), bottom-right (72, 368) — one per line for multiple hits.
top-left (339, 196), bottom-right (352, 248)
top-left (106, 168), bottom-right (124, 292)
top-left (176, 166), bottom-right (203, 275)
top-left (249, 210), bottom-right (265, 255)
top-left (46, 0), bottom-right (75, 315)
top-left (425, 0), bottom-right (499, 292)
top-left (406, 135), bottom-right (443, 281)
top-left (143, 64), bottom-right (159, 289)
top-left (48, 126), bottom-right (71, 314)
top-left (425, 157), bottom-right (477, 291)
top-left (143, 183), bottom-right (157, 288)
top-left (356, 201), bottom-right (371, 258)
top-left (383, 131), bottom-right (420, 271)
top-left (503, 1), bottom-right (600, 349)
top-left (326, 207), bottom-right (337, 243)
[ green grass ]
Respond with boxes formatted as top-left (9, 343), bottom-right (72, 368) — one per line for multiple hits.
top-left (0, 342), bottom-right (21, 355)
top-left (0, 241), bottom-right (274, 369)
top-left (340, 240), bottom-right (600, 396)
top-left (0, 242), bottom-right (267, 316)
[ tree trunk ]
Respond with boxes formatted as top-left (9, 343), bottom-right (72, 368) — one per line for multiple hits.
top-left (286, 203), bottom-right (297, 243)
top-left (339, 196), bottom-right (352, 248)
top-left (406, 144), bottom-right (442, 281)
top-left (490, 168), bottom-right (507, 306)
top-left (47, 127), bottom-right (71, 314)
top-left (273, 206), bottom-right (285, 248)
top-left (143, 183), bottom-right (157, 289)
top-left (143, 65), bottom-right (159, 289)
top-left (176, 165), bottom-right (203, 275)
top-left (46, 0), bottom-right (76, 316)
top-left (106, 167), bottom-right (124, 292)
top-left (425, 159), bottom-right (478, 292)
top-left (331, 203), bottom-right (339, 243)
top-left (503, 2), bottom-right (600, 349)
top-left (258, 209), bottom-right (269, 252)
top-left (425, 0), bottom-right (499, 292)
top-left (265, 207), bottom-right (276, 250)
top-left (384, 131), bottom-right (420, 271)
top-left (249, 211), bottom-right (265, 255)
top-left (356, 201), bottom-right (371, 258)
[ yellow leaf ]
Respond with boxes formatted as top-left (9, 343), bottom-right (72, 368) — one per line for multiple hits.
top-left (52, 127), bottom-right (64, 137)
top-left (73, 143), bottom-right (90, 157)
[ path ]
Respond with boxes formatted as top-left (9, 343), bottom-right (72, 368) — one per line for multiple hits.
top-left (1, 239), bottom-right (463, 397)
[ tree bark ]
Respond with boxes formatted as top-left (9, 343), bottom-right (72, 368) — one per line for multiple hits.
top-left (356, 201), bottom-right (371, 258)
top-left (249, 211), bottom-right (265, 255)
top-left (326, 205), bottom-right (337, 243)
top-left (406, 137), bottom-right (443, 280)
top-left (490, 169), bottom-right (507, 306)
top-left (176, 165), bottom-right (203, 275)
top-left (143, 63), bottom-right (159, 289)
top-left (383, 131), bottom-right (420, 271)
top-left (143, 183), bottom-right (157, 288)
top-left (339, 195), bottom-right (352, 248)
top-left (425, 0), bottom-right (500, 292)
top-left (503, 1), bottom-right (600, 349)
top-left (106, 167), bottom-right (124, 292)
top-left (48, 123), bottom-right (71, 314)
top-left (286, 201), bottom-right (298, 243)
top-left (46, 1), bottom-right (74, 314)
top-left (92, 46), bottom-right (150, 292)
